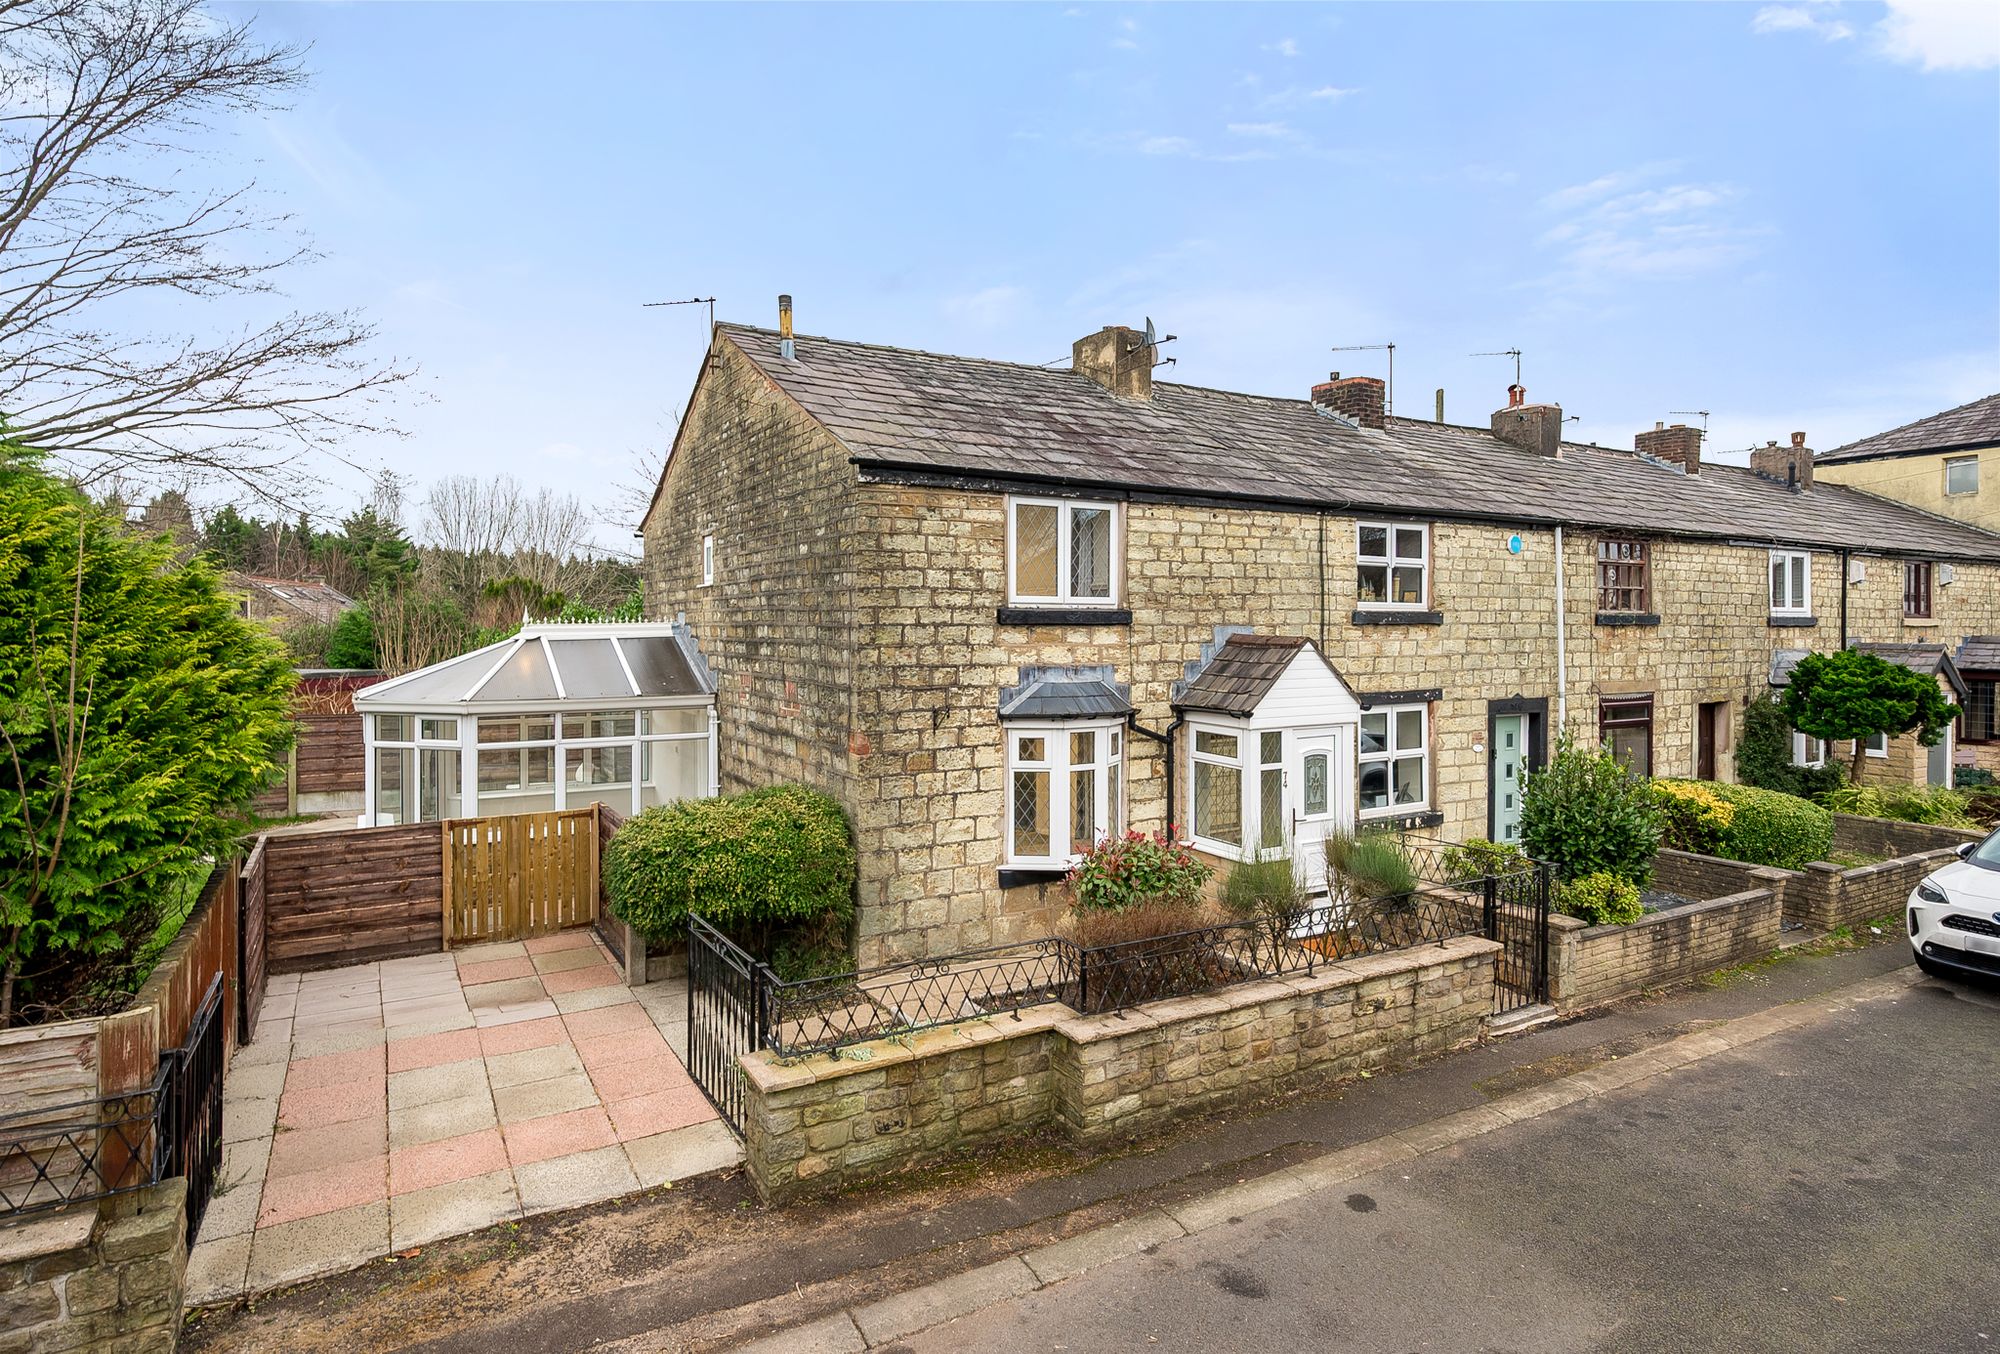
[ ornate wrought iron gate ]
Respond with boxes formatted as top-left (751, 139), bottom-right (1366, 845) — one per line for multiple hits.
top-left (685, 916), bottom-right (767, 1134)
top-left (1482, 866), bottom-right (1551, 1013)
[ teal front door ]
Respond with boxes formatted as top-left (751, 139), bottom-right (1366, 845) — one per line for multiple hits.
top-left (1492, 715), bottom-right (1526, 844)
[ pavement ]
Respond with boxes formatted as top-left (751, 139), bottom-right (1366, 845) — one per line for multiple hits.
top-left (186, 932), bottom-right (738, 1304)
top-left (755, 964), bottom-right (2000, 1354)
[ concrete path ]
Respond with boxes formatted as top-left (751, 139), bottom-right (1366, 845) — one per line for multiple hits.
top-left (187, 932), bottom-right (739, 1304)
top-left (750, 966), bottom-right (2000, 1354)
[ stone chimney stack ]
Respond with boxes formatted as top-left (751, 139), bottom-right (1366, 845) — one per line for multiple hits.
top-left (1750, 431), bottom-right (1815, 490)
top-left (1490, 386), bottom-right (1563, 458)
top-left (1310, 371), bottom-right (1387, 429)
top-left (1636, 420), bottom-right (1703, 475)
top-left (1072, 325), bottom-right (1153, 400)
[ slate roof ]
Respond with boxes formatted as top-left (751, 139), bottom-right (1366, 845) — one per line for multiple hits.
top-left (717, 325), bottom-right (2000, 563)
top-left (998, 666), bottom-right (1132, 720)
top-left (1855, 642), bottom-right (1968, 699)
top-left (229, 574), bottom-right (356, 625)
top-left (1819, 393), bottom-right (2000, 464)
top-left (1174, 634), bottom-right (1313, 715)
top-left (1956, 636), bottom-right (2000, 673)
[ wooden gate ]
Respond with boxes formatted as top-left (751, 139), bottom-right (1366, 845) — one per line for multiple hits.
top-left (441, 806), bottom-right (601, 946)
top-left (238, 838), bottom-right (268, 1041)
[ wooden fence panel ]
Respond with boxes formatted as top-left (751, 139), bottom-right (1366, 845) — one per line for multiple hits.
top-left (294, 713), bottom-right (364, 797)
top-left (239, 839), bottom-right (268, 1041)
top-left (264, 823), bottom-right (444, 972)
top-left (137, 863), bottom-right (238, 1060)
top-left (442, 809), bottom-right (597, 946)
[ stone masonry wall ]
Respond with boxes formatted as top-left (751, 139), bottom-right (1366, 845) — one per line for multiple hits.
top-left (1832, 812), bottom-right (1983, 858)
top-left (1652, 849), bottom-right (1798, 914)
top-left (740, 937), bottom-right (1497, 1202)
top-left (1791, 850), bottom-right (1961, 932)
top-left (1551, 890), bottom-right (1780, 1011)
top-left (0, 1180), bottom-right (187, 1353)
top-left (641, 338), bottom-right (860, 810)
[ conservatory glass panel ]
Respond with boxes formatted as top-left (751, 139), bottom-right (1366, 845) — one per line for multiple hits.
top-left (376, 714), bottom-right (410, 743)
top-left (419, 748), bottom-right (462, 822)
top-left (562, 710), bottom-right (637, 740)
top-left (375, 748), bottom-right (411, 824)
top-left (623, 638), bottom-right (704, 697)
top-left (479, 639), bottom-right (557, 703)
top-left (640, 739), bottom-right (707, 810)
top-left (419, 718), bottom-right (458, 742)
top-left (643, 708), bottom-right (706, 735)
top-left (548, 639), bottom-right (634, 700)
top-left (478, 714), bottom-right (556, 743)
top-left (564, 745), bottom-right (633, 813)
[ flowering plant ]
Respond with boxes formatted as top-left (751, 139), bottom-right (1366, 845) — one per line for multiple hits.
top-left (1066, 829), bottom-right (1214, 913)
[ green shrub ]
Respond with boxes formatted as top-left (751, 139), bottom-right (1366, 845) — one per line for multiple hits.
top-left (1218, 854), bottom-right (1308, 922)
top-left (603, 784), bottom-right (856, 951)
top-left (1956, 767), bottom-right (1997, 791)
top-left (1439, 837), bottom-right (1529, 882)
top-left (1735, 694), bottom-right (1846, 799)
top-left (1651, 780), bottom-right (1736, 855)
top-left (1820, 782), bottom-right (1978, 829)
top-left (1695, 780), bottom-right (1834, 869)
top-left (1521, 738), bottom-right (1661, 886)
top-left (1557, 872), bottom-right (1645, 926)
top-left (1324, 829), bottom-right (1418, 900)
top-left (1067, 830), bottom-right (1213, 912)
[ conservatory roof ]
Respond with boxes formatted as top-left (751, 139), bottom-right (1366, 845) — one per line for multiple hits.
top-left (354, 622), bottom-right (715, 712)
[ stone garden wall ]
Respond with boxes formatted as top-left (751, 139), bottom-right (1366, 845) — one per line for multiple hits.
top-left (1831, 813), bottom-right (1984, 859)
top-left (1546, 889), bottom-right (1781, 1012)
top-left (739, 936), bottom-right (1497, 1203)
top-left (0, 1181), bottom-right (187, 1353)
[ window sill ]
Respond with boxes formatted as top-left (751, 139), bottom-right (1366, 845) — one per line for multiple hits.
top-left (1901, 616), bottom-right (1939, 627)
top-left (997, 607), bottom-right (1132, 627)
top-left (1595, 612), bottom-right (1660, 628)
top-left (1768, 615), bottom-right (1817, 628)
top-left (1360, 808), bottom-right (1444, 830)
top-left (1351, 609), bottom-right (1444, 627)
top-left (997, 867), bottom-right (1068, 890)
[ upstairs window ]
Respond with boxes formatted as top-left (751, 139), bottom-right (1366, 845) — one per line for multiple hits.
top-left (1597, 539), bottom-right (1650, 614)
top-left (1359, 704), bottom-right (1428, 816)
top-left (1357, 523), bottom-right (1428, 609)
top-left (1945, 456), bottom-right (1980, 496)
top-left (701, 533), bottom-right (715, 586)
top-left (1769, 550), bottom-right (1811, 618)
top-left (1904, 561), bottom-right (1934, 619)
top-left (1009, 497), bottom-right (1119, 607)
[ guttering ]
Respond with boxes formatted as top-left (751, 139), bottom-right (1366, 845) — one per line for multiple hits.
top-left (1126, 713), bottom-right (1182, 838)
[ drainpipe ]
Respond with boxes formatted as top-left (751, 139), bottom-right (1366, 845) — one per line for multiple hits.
top-left (1839, 548), bottom-right (1850, 650)
top-left (1553, 524), bottom-right (1568, 730)
top-left (1126, 713), bottom-right (1182, 838)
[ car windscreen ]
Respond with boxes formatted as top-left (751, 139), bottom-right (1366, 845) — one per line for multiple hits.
top-left (1969, 829), bottom-right (2000, 872)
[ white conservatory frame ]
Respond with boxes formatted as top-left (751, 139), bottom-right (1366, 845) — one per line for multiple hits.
top-left (353, 621), bottom-right (719, 827)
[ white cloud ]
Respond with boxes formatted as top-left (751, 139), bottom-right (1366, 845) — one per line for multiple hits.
top-left (941, 285), bottom-right (1029, 331)
top-left (1263, 37), bottom-right (1300, 57)
top-left (1537, 166), bottom-right (1764, 287)
top-left (1540, 162), bottom-right (1681, 212)
top-left (1138, 135), bottom-right (1196, 156)
top-left (1226, 121), bottom-right (1295, 138)
top-left (1306, 85), bottom-right (1357, 100)
top-left (1877, 0), bottom-right (2000, 70)
top-left (1751, 5), bottom-right (1855, 41)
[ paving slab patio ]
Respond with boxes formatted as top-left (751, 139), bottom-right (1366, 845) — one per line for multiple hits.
top-left (186, 932), bottom-right (735, 1306)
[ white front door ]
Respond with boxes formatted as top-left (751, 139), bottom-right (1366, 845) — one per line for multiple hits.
top-left (1492, 715), bottom-right (1527, 844)
top-left (1290, 727), bottom-right (1352, 894)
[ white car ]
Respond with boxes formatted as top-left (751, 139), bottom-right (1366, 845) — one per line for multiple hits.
top-left (1909, 833), bottom-right (2000, 982)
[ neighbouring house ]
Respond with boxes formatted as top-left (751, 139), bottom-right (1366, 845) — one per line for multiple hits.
top-left (225, 572), bottom-right (358, 628)
top-left (1812, 393), bottom-right (2000, 533)
top-left (1771, 641), bottom-right (1969, 786)
top-left (1955, 636), bottom-right (2000, 777)
top-left (351, 621), bottom-right (718, 826)
top-left (639, 305), bottom-right (2000, 965)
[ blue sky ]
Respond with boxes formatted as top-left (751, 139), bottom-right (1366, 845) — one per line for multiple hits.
top-left (217, 1), bottom-right (1999, 549)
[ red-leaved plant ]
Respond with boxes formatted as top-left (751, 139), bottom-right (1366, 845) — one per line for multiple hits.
top-left (1065, 828), bottom-right (1214, 913)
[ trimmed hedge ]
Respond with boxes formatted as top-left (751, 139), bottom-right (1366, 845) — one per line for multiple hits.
top-left (603, 784), bottom-right (856, 946)
top-left (1558, 872), bottom-right (1645, 926)
top-left (1655, 778), bottom-right (1833, 871)
top-left (1521, 739), bottom-right (1661, 886)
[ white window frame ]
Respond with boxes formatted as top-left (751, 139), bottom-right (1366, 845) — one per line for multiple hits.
top-left (701, 533), bottom-right (715, 586)
top-left (1006, 496), bottom-right (1122, 608)
top-left (1358, 703), bottom-right (1430, 819)
top-left (1356, 521), bottom-right (1430, 611)
top-left (1187, 719), bottom-right (1253, 858)
top-left (1769, 549), bottom-right (1812, 618)
top-left (1003, 720), bottom-right (1123, 867)
top-left (1865, 731), bottom-right (1889, 758)
top-left (1945, 456), bottom-right (1979, 497)
top-left (1791, 731), bottom-right (1827, 769)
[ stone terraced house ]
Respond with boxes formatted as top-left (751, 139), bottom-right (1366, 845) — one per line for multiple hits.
top-left (640, 310), bottom-right (2000, 966)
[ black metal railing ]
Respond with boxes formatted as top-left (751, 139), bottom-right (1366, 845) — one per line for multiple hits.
top-left (0, 974), bottom-right (224, 1235)
top-left (1397, 832), bottom-right (1552, 1010)
top-left (686, 916), bottom-right (767, 1132)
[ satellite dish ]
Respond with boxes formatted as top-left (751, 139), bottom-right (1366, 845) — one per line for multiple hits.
top-left (1143, 316), bottom-right (1157, 350)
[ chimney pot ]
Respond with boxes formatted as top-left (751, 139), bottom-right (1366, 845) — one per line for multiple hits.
top-left (1311, 374), bottom-right (1386, 429)
top-left (1507, 384), bottom-right (1527, 410)
top-left (777, 294), bottom-right (795, 360)
top-left (1790, 430), bottom-right (1806, 448)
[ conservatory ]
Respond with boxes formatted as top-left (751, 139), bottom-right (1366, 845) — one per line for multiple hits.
top-left (352, 621), bottom-right (718, 826)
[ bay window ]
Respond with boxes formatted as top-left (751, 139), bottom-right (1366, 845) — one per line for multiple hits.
top-left (1189, 727), bottom-right (1245, 851)
top-left (1008, 496), bottom-right (1119, 607)
top-left (1359, 705), bottom-right (1428, 816)
top-left (1005, 722), bottom-right (1122, 866)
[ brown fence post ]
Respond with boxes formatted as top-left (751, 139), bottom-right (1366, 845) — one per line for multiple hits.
top-left (589, 802), bottom-right (602, 924)
top-left (439, 821), bottom-right (456, 949)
